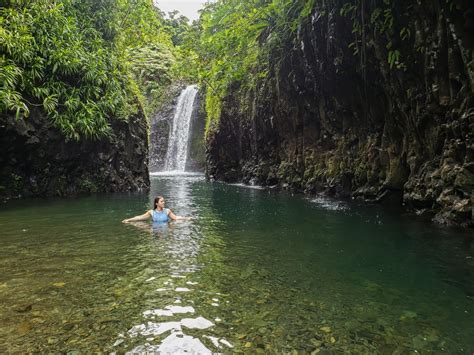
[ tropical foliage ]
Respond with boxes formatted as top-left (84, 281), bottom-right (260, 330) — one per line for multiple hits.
top-left (1, 0), bottom-right (319, 140)
top-left (0, 0), bottom-right (174, 140)
top-left (195, 0), bottom-right (316, 133)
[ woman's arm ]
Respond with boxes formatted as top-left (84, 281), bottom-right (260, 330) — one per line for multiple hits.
top-left (168, 209), bottom-right (192, 221)
top-left (122, 210), bottom-right (152, 223)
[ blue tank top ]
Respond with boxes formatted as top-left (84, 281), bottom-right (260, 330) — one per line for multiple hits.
top-left (152, 209), bottom-right (169, 223)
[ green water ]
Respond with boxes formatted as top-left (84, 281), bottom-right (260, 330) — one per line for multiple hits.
top-left (0, 174), bottom-right (473, 353)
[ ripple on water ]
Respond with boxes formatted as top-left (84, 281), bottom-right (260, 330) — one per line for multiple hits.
top-left (310, 195), bottom-right (349, 211)
top-left (227, 182), bottom-right (266, 190)
top-left (143, 305), bottom-right (195, 318)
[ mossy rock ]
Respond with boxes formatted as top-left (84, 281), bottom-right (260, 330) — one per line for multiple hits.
top-left (78, 178), bottom-right (99, 193)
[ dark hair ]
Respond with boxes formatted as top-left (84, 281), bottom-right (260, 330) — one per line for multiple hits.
top-left (153, 196), bottom-right (164, 209)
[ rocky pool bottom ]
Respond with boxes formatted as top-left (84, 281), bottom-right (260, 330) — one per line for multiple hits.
top-left (0, 175), bottom-right (472, 353)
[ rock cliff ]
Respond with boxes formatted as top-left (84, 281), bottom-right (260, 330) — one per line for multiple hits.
top-left (0, 107), bottom-right (149, 198)
top-left (206, 0), bottom-right (473, 227)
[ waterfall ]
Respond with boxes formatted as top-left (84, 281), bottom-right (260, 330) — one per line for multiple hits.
top-left (164, 85), bottom-right (198, 172)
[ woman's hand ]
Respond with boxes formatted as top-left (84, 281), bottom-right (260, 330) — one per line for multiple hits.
top-left (122, 211), bottom-right (152, 224)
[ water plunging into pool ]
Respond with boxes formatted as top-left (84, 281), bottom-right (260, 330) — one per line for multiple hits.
top-left (163, 85), bottom-right (198, 173)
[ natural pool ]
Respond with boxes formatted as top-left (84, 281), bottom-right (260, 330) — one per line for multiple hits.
top-left (0, 174), bottom-right (473, 353)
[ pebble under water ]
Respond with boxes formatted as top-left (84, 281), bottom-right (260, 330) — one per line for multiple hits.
top-left (0, 174), bottom-right (473, 353)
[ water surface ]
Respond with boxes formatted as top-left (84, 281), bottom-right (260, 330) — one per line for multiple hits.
top-left (0, 175), bottom-right (473, 353)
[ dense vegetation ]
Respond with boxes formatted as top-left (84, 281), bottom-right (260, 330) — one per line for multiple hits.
top-left (0, 0), bottom-right (320, 140)
top-left (2, 0), bottom-right (468, 138)
top-left (0, 0), bottom-right (177, 140)
top-left (196, 0), bottom-right (316, 133)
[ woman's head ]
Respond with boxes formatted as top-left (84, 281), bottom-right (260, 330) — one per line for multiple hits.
top-left (154, 196), bottom-right (165, 209)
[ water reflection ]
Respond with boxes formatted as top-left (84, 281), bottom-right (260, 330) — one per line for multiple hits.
top-left (149, 175), bottom-right (202, 217)
top-left (113, 174), bottom-right (232, 353)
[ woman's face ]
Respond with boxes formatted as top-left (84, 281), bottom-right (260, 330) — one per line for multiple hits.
top-left (158, 198), bottom-right (165, 208)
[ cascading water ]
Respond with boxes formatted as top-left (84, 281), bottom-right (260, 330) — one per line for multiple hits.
top-left (164, 85), bottom-right (198, 172)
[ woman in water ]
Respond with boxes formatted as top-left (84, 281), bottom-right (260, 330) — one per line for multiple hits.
top-left (122, 196), bottom-right (191, 223)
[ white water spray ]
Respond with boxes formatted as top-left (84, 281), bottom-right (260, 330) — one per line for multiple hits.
top-left (164, 85), bottom-right (198, 172)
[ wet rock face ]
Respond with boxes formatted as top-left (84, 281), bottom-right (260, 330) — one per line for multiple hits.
top-left (186, 92), bottom-right (206, 172)
top-left (0, 107), bottom-right (149, 198)
top-left (149, 86), bottom-right (182, 172)
top-left (206, 0), bottom-right (473, 227)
